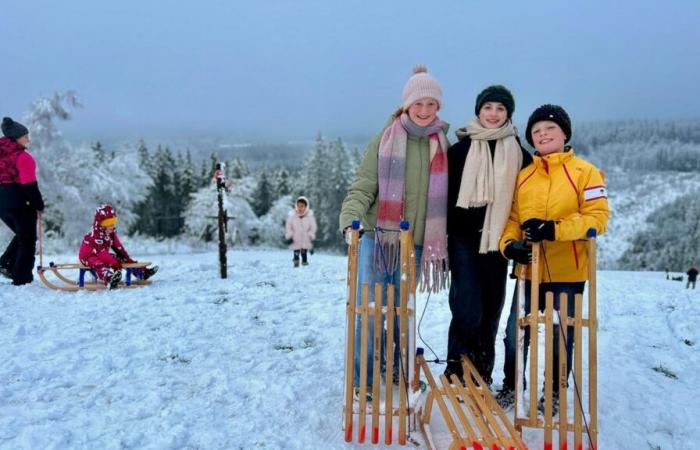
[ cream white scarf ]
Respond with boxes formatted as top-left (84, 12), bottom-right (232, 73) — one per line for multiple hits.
top-left (455, 119), bottom-right (523, 253)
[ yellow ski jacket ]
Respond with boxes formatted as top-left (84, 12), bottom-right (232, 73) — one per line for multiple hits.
top-left (499, 148), bottom-right (609, 282)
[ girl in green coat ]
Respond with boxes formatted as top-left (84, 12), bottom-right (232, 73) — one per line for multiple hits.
top-left (339, 65), bottom-right (450, 398)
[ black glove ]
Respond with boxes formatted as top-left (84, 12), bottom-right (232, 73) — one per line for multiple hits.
top-left (503, 240), bottom-right (532, 265)
top-left (521, 218), bottom-right (555, 242)
top-left (309, 248), bottom-right (314, 255)
top-left (284, 238), bottom-right (293, 245)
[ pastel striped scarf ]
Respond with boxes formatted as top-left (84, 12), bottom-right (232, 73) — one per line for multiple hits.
top-left (375, 113), bottom-right (450, 292)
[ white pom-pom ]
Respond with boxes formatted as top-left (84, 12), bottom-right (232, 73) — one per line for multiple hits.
top-left (412, 64), bottom-right (428, 74)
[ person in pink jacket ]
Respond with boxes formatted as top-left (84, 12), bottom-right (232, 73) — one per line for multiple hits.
top-left (284, 196), bottom-right (317, 267)
top-left (0, 117), bottom-right (45, 285)
top-left (79, 204), bottom-right (157, 288)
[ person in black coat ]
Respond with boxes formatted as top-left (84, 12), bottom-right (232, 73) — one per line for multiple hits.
top-left (688, 264), bottom-right (699, 289)
top-left (0, 117), bottom-right (45, 285)
top-left (445, 86), bottom-right (532, 384)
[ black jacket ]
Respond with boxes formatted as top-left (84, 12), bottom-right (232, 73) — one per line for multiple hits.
top-left (447, 136), bottom-right (532, 238)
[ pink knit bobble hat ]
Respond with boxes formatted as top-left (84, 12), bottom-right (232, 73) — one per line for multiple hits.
top-left (401, 64), bottom-right (443, 110)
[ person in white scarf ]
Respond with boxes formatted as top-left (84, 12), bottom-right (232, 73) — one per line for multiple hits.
top-left (444, 85), bottom-right (532, 386)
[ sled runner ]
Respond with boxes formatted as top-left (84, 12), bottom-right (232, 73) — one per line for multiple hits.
top-left (513, 230), bottom-right (598, 450)
top-left (37, 261), bottom-right (154, 292)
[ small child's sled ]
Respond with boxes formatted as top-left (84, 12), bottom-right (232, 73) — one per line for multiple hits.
top-left (37, 261), bottom-right (154, 292)
top-left (35, 215), bottom-right (156, 292)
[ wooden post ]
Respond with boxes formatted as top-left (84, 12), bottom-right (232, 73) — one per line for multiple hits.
top-left (514, 268), bottom-right (527, 432)
top-left (545, 292), bottom-right (554, 446)
top-left (358, 284), bottom-right (370, 443)
top-left (385, 285), bottom-right (395, 445)
top-left (559, 292), bottom-right (569, 450)
top-left (214, 163), bottom-right (228, 279)
top-left (398, 224), bottom-right (411, 445)
top-left (587, 230), bottom-right (598, 449)
top-left (371, 283), bottom-right (382, 444)
top-left (529, 243), bottom-right (542, 422)
top-left (343, 222), bottom-right (360, 442)
top-left (574, 293), bottom-right (584, 450)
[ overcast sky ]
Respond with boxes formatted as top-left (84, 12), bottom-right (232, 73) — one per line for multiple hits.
top-left (1, 0), bottom-right (699, 142)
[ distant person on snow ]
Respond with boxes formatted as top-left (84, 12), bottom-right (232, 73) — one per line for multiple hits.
top-left (79, 204), bottom-right (158, 289)
top-left (497, 104), bottom-right (610, 413)
top-left (687, 264), bottom-right (698, 289)
top-left (0, 117), bottom-right (44, 286)
top-left (284, 196), bottom-right (317, 268)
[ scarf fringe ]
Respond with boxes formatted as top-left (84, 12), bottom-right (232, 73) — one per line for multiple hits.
top-left (419, 257), bottom-right (450, 293)
top-left (372, 235), bottom-right (401, 275)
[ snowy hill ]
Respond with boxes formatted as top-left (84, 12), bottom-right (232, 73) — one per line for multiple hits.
top-left (1, 248), bottom-right (698, 449)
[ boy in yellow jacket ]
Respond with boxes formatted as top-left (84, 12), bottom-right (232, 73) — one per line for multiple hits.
top-left (495, 104), bottom-right (609, 414)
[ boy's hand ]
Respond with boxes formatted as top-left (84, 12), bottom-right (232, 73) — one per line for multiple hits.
top-left (503, 240), bottom-right (532, 265)
top-left (521, 218), bottom-right (555, 242)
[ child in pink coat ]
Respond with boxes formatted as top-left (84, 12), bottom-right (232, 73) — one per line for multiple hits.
top-left (79, 204), bottom-right (157, 288)
top-left (284, 196), bottom-right (317, 267)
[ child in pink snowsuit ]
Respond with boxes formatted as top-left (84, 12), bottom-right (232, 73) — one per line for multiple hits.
top-left (284, 196), bottom-right (317, 267)
top-left (78, 204), bottom-right (135, 287)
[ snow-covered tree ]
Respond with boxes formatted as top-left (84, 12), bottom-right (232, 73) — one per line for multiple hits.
top-left (21, 92), bottom-right (151, 246)
top-left (258, 195), bottom-right (293, 247)
top-left (183, 182), bottom-right (260, 246)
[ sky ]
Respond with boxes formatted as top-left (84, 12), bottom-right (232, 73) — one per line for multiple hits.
top-left (1, 0), bottom-right (699, 142)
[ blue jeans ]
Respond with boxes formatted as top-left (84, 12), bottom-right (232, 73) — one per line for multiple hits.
top-left (353, 235), bottom-right (423, 387)
top-left (502, 281), bottom-right (585, 391)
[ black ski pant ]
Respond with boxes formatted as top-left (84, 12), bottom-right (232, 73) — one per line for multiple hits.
top-left (293, 249), bottom-right (308, 264)
top-left (0, 207), bottom-right (38, 285)
top-left (446, 235), bottom-right (508, 384)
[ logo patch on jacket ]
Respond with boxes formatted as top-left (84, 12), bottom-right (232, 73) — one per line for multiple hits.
top-left (584, 185), bottom-right (607, 201)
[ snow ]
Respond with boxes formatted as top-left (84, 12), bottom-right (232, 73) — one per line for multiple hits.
top-left (1, 248), bottom-right (698, 449)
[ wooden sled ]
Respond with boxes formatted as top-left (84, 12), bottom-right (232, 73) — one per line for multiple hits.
top-left (513, 230), bottom-right (598, 450)
top-left (417, 352), bottom-right (528, 450)
top-left (37, 261), bottom-right (153, 292)
top-left (342, 220), bottom-right (423, 446)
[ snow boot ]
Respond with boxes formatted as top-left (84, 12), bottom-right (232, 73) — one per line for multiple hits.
top-left (108, 270), bottom-right (122, 289)
top-left (443, 366), bottom-right (465, 386)
top-left (537, 392), bottom-right (559, 416)
top-left (293, 260), bottom-right (300, 268)
top-left (0, 265), bottom-right (11, 280)
top-left (301, 261), bottom-right (309, 266)
top-left (495, 386), bottom-right (515, 410)
top-left (143, 265), bottom-right (159, 280)
top-left (354, 386), bottom-right (372, 403)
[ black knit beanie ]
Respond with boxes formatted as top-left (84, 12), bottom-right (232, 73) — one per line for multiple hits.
top-left (1, 117), bottom-right (29, 141)
top-left (474, 85), bottom-right (515, 119)
top-left (524, 104), bottom-right (572, 147)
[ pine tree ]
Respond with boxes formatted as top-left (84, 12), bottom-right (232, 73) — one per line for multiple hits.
top-left (92, 141), bottom-right (106, 162)
top-left (252, 167), bottom-right (274, 217)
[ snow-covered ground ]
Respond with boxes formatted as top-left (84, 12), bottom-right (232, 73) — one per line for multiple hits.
top-left (1, 248), bottom-right (698, 449)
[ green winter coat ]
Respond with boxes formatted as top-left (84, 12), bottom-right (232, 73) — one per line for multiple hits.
top-left (339, 116), bottom-right (450, 245)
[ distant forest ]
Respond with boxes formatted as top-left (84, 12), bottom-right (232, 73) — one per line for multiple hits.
top-left (4, 92), bottom-right (699, 268)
